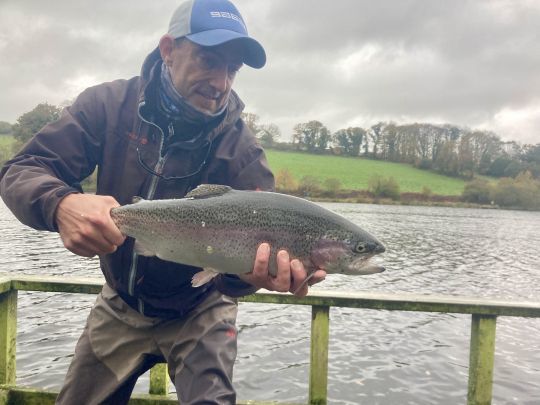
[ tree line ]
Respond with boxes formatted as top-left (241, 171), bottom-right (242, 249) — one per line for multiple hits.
top-left (242, 113), bottom-right (540, 181)
top-left (1, 104), bottom-right (538, 185)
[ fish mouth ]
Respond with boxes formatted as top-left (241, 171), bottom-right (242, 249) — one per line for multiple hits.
top-left (347, 254), bottom-right (385, 275)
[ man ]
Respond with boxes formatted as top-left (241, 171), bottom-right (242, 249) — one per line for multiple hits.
top-left (0, 0), bottom-right (326, 403)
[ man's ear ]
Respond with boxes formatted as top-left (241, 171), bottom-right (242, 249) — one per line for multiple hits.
top-left (159, 35), bottom-right (175, 66)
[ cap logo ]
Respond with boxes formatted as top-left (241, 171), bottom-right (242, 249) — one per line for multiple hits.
top-left (209, 11), bottom-right (246, 31)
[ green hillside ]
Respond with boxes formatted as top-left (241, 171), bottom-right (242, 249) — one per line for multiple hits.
top-left (265, 149), bottom-right (467, 196)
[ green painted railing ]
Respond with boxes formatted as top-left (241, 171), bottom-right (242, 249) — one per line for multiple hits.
top-left (1, 275), bottom-right (539, 405)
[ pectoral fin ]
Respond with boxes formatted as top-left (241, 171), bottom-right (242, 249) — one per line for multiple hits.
top-left (292, 272), bottom-right (317, 295)
top-left (191, 268), bottom-right (220, 287)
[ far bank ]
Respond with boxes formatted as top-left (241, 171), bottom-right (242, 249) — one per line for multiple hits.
top-left (264, 149), bottom-right (540, 211)
top-left (73, 149), bottom-right (540, 211)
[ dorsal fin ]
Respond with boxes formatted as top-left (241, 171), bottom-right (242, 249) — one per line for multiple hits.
top-left (132, 196), bottom-right (144, 204)
top-left (185, 184), bottom-right (232, 199)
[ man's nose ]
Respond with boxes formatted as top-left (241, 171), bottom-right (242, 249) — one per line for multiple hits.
top-left (208, 65), bottom-right (230, 93)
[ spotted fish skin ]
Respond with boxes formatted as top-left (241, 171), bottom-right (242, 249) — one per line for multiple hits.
top-left (110, 184), bottom-right (385, 281)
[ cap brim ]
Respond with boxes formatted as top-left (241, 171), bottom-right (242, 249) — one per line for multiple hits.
top-left (186, 29), bottom-right (266, 69)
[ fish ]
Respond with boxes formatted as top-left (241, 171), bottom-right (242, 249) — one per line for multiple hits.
top-left (110, 184), bottom-right (386, 287)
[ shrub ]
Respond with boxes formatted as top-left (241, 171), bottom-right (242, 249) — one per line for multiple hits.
top-left (462, 179), bottom-right (493, 204)
top-left (298, 175), bottom-right (321, 195)
top-left (421, 186), bottom-right (433, 198)
top-left (324, 177), bottom-right (341, 197)
top-left (368, 175), bottom-right (400, 200)
top-left (491, 172), bottom-right (540, 210)
top-left (275, 168), bottom-right (297, 192)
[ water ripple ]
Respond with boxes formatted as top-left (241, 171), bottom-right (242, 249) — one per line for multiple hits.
top-left (1, 201), bottom-right (539, 403)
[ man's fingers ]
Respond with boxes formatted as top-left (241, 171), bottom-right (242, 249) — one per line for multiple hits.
top-left (249, 245), bottom-right (291, 292)
top-left (253, 243), bottom-right (271, 279)
top-left (61, 223), bottom-right (119, 257)
top-left (56, 193), bottom-right (125, 257)
top-left (71, 214), bottom-right (122, 254)
top-left (93, 215), bottom-right (126, 247)
top-left (272, 250), bottom-right (291, 292)
top-left (245, 244), bottom-right (327, 295)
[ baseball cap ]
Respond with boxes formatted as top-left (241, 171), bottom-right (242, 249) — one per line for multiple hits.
top-left (168, 0), bottom-right (266, 68)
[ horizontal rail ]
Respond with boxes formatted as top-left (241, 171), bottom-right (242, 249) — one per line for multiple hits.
top-left (2, 275), bottom-right (540, 405)
top-left (4, 275), bottom-right (540, 317)
top-left (0, 385), bottom-right (296, 405)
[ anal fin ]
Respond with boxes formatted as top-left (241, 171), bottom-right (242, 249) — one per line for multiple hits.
top-left (134, 240), bottom-right (156, 257)
top-left (191, 268), bottom-right (220, 287)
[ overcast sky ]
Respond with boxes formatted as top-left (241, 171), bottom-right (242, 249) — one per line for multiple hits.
top-left (1, 0), bottom-right (539, 144)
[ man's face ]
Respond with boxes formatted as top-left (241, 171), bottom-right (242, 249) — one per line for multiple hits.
top-left (165, 39), bottom-right (244, 114)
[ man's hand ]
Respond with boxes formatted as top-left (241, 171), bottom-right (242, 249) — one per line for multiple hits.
top-left (55, 193), bottom-right (126, 257)
top-left (239, 243), bottom-right (327, 297)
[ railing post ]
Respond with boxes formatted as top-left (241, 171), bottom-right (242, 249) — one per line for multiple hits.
top-left (467, 314), bottom-right (497, 405)
top-left (149, 363), bottom-right (169, 395)
top-left (0, 289), bottom-right (17, 385)
top-left (309, 305), bottom-right (330, 405)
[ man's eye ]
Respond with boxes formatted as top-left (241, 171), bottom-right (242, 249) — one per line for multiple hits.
top-left (200, 55), bottom-right (218, 70)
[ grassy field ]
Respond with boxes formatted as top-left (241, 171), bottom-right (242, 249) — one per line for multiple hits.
top-left (0, 134), bottom-right (13, 147)
top-left (265, 149), bottom-right (468, 196)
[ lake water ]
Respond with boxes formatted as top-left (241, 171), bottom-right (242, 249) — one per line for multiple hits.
top-left (1, 200), bottom-right (539, 404)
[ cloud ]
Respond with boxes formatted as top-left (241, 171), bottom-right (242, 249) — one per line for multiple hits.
top-left (483, 102), bottom-right (540, 144)
top-left (0, 0), bottom-right (539, 144)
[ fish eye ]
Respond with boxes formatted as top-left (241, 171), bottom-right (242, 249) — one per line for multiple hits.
top-left (354, 242), bottom-right (367, 253)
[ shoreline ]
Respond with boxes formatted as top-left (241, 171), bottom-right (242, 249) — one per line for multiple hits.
top-left (283, 190), bottom-right (540, 211)
top-left (308, 196), bottom-right (499, 210)
top-left (83, 184), bottom-right (540, 212)
top-left (82, 185), bottom-right (536, 211)
top-left (279, 189), bottom-right (503, 210)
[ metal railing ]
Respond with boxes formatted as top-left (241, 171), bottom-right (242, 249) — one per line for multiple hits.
top-left (1, 275), bottom-right (539, 405)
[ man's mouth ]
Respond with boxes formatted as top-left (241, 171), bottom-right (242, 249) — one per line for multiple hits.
top-left (197, 88), bottom-right (221, 101)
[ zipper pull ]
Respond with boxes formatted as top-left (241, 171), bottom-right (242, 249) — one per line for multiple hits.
top-left (168, 122), bottom-right (174, 139)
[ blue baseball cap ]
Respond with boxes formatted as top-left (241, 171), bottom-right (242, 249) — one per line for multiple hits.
top-left (168, 0), bottom-right (266, 68)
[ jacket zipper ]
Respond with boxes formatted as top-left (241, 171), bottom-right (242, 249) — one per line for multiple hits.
top-left (128, 102), bottom-right (168, 314)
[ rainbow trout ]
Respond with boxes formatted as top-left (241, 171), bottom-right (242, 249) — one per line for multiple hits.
top-left (110, 184), bottom-right (385, 287)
